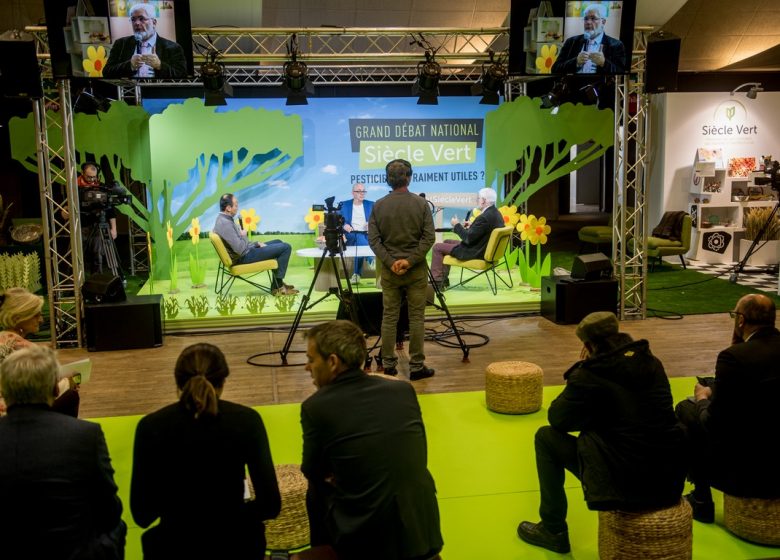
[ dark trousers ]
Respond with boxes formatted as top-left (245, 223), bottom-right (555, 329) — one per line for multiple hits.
top-left (535, 426), bottom-right (581, 533)
top-left (430, 240), bottom-right (459, 281)
top-left (240, 239), bottom-right (292, 282)
top-left (675, 399), bottom-right (713, 498)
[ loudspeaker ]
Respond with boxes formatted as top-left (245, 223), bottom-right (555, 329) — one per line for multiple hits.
top-left (0, 30), bottom-right (43, 99)
top-left (337, 292), bottom-right (409, 337)
top-left (85, 295), bottom-right (163, 351)
top-left (571, 253), bottom-right (612, 281)
top-left (645, 31), bottom-right (681, 94)
top-left (541, 276), bottom-right (618, 324)
top-left (82, 274), bottom-right (126, 304)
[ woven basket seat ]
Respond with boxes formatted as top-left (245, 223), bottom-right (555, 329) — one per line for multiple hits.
top-left (598, 498), bottom-right (693, 560)
top-left (264, 464), bottom-right (310, 551)
top-left (485, 361), bottom-right (543, 414)
top-left (724, 494), bottom-right (780, 546)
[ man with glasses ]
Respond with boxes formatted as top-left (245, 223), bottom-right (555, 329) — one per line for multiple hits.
top-left (340, 183), bottom-right (374, 284)
top-left (676, 294), bottom-right (780, 523)
top-left (104, 3), bottom-right (187, 78)
top-left (551, 3), bottom-right (626, 74)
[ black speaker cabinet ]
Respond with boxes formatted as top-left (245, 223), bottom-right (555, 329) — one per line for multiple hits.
top-left (85, 294), bottom-right (163, 351)
top-left (83, 274), bottom-right (127, 304)
top-left (337, 292), bottom-right (409, 337)
top-left (541, 276), bottom-right (618, 325)
top-left (645, 31), bottom-right (681, 94)
top-left (571, 253), bottom-right (612, 281)
top-left (0, 30), bottom-right (43, 99)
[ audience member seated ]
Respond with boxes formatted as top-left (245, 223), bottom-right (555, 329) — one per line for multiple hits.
top-left (302, 320), bottom-right (443, 560)
top-left (0, 287), bottom-right (79, 417)
top-left (517, 311), bottom-right (686, 553)
top-left (430, 188), bottom-right (504, 290)
top-left (340, 182), bottom-right (374, 284)
top-left (213, 193), bottom-right (298, 296)
top-left (676, 294), bottom-right (780, 522)
top-left (0, 346), bottom-right (126, 560)
top-left (130, 343), bottom-right (281, 560)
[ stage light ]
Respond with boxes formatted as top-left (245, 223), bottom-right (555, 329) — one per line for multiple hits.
top-left (470, 51), bottom-right (507, 105)
top-left (540, 81), bottom-right (566, 109)
top-left (201, 49), bottom-right (232, 106)
top-left (73, 89), bottom-right (112, 115)
top-left (413, 50), bottom-right (441, 105)
top-left (283, 34), bottom-right (314, 106)
top-left (730, 82), bottom-right (763, 99)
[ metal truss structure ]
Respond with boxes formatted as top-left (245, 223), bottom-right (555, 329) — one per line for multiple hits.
top-left (612, 28), bottom-right (654, 320)
top-left (33, 81), bottom-right (85, 347)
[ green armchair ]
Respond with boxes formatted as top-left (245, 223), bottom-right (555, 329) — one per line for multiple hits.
top-left (646, 214), bottom-right (692, 271)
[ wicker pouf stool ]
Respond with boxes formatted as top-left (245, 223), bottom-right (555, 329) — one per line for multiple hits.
top-left (724, 494), bottom-right (780, 545)
top-left (485, 361), bottom-right (543, 414)
top-left (598, 499), bottom-right (693, 560)
top-left (264, 464), bottom-right (310, 553)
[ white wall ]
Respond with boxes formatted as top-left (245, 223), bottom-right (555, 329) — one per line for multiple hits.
top-left (648, 91), bottom-right (780, 228)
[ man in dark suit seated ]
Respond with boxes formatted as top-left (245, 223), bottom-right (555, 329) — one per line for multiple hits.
top-left (551, 4), bottom-right (626, 74)
top-left (104, 3), bottom-right (187, 79)
top-left (0, 346), bottom-right (126, 560)
top-left (301, 320), bottom-right (443, 560)
top-left (517, 312), bottom-right (686, 553)
top-left (430, 188), bottom-right (504, 290)
top-left (676, 294), bottom-right (780, 522)
top-left (340, 182), bottom-right (375, 284)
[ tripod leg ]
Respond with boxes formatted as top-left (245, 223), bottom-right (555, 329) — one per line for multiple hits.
top-left (427, 266), bottom-right (470, 362)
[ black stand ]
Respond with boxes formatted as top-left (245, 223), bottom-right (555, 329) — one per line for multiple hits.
top-left (729, 200), bottom-right (780, 284)
top-left (85, 211), bottom-right (123, 279)
top-left (426, 266), bottom-right (470, 363)
top-left (247, 245), bottom-right (356, 367)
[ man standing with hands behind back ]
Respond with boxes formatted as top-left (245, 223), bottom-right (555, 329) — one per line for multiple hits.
top-left (369, 159), bottom-right (435, 381)
top-left (104, 3), bottom-right (187, 79)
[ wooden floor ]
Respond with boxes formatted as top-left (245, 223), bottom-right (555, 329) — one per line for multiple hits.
top-left (59, 311), bottom-right (742, 419)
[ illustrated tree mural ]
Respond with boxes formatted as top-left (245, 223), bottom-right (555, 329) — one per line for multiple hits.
top-left (484, 95), bottom-right (614, 206)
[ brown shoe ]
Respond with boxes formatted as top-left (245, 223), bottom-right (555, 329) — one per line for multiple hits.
top-left (283, 283), bottom-right (295, 290)
top-left (272, 286), bottom-right (299, 296)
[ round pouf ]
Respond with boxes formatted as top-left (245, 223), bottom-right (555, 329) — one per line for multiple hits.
top-left (724, 494), bottom-right (780, 545)
top-left (485, 361), bottom-right (543, 414)
top-left (598, 499), bottom-right (693, 560)
top-left (264, 464), bottom-right (310, 552)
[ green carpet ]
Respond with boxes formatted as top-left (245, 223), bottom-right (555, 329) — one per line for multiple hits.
top-left (94, 377), bottom-right (778, 559)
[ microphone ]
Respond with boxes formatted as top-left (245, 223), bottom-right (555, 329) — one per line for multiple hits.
top-left (419, 193), bottom-right (426, 199)
top-left (465, 210), bottom-right (472, 223)
top-left (136, 40), bottom-right (142, 55)
top-left (238, 216), bottom-right (244, 230)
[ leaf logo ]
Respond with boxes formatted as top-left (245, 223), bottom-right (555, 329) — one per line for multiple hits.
top-left (725, 106), bottom-right (735, 120)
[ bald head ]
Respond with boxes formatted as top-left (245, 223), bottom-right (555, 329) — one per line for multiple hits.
top-left (736, 294), bottom-right (775, 326)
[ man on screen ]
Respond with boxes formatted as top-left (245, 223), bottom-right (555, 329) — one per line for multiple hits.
top-left (551, 4), bottom-right (626, 75)
top-left (104, 3), bottom-right (187, 79)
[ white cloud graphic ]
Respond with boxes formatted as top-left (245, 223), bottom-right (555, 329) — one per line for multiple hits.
top-left (274, 202), bottom-right (294, 207)
top-left (321, 164), bottom-right (338, 175)
top-left (269, 179), bottom-right (289, 189)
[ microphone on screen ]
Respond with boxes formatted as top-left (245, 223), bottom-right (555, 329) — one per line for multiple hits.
top-left (238, 216), bottom-right (244, 230)
top-left (465, 210), bottom-right (472, 223)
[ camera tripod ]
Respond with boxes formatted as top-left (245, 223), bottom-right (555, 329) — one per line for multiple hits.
top-left (84, 211), bottom-right (123, 279)
top-left (730, 199), bottom-right (779, 284)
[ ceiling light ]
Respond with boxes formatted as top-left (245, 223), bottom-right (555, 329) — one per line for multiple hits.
top-left (730, 82), bottom-right (763, 99)
top-left (413, 50), bottom-right (441, 105)
top-left (201, 49), bottom-right (232, 106)
top-left (470, 51), bottom-right (507, 105)
top-left (283, 34), bottom-right (314, 105)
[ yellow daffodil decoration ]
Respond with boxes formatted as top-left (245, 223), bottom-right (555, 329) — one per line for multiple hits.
top-left (166, 221), bottom-right (174, 248)
top-left (189, 217), bottom-right (201, 244)
top-left (471, 207), bottom-right (482, 219)
top-left (535, 44), bottom-right (558, 75)
top-left (529, 216), bottom-right (552, 245)
top-left (82, 46), bottom-right (108, 77)
top-left (240, 208), bottom-right (259, 232)
top-left (517, 214), bottom-right (537, 241)
top-left (305, 208), bottom-right (325, 230)
top-left (498, 205), bottom-right (521, 227)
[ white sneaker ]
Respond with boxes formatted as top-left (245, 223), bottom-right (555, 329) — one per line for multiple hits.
top-left (350, 273), bottom-right (361, 284)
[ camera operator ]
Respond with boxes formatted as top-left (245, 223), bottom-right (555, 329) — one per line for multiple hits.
top-left (78, 162), bottom-right (118, 275)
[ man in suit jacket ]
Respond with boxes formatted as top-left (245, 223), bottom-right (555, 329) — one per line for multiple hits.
top-left (551, 4), bottom-right (626, 74)
top-left (104, 3), bottom-right (187, 79)
top-left (676, 294), bottom-right (780, 522)
top-left (301, 320), bottom-right (443, 560)
top-left (340, 183), bottom-right (375, 283)
top-left (430, 188), bottom-right (505, 289)
top-left (0, 346), bottom-right (126, 560)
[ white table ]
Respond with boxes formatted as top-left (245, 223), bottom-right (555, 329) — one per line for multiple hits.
top-left (296, 246), bottom-right (376, 292)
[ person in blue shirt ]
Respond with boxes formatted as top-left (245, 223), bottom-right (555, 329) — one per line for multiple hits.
top-left (339, 183), bottom-right (374, 284)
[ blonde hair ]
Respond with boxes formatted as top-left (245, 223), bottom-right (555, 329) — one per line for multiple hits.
top-left (0, 288), bottom-right (43, 331)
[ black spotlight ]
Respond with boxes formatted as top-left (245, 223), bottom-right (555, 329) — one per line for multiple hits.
top-left (471, 51), bottom-right (507, 105)
top-left (412, 50), bottom-right (441, 105)
top-left (283, 34), bottom-right (314, 105)
top-left (201, 49), bottom-right (232, 106)
top-left (73, 89), bottom-right (112, 115)
top-left (540, 79), bottom-right (570, 110)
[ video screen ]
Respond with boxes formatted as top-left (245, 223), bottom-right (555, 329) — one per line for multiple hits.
top-left (43, 0), bottom-right (193, 80)
top-left (508, 0), bottom-right (635, 76)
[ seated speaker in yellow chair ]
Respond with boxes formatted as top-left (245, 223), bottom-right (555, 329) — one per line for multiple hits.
top-left (430, 188), bottom-right (504, 290)
top-left (213, 193), bottom-right (298, 296)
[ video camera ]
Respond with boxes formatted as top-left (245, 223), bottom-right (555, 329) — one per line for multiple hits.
top-left (80, 181), bottom-right (132, 212)
top-left (753, 156), bottom-right (780, 192)
top-left (313, 196), bottom-right (345, 254)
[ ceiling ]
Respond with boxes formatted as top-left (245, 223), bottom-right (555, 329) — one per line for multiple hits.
top-left (3, 0), bottom-right (779, 72)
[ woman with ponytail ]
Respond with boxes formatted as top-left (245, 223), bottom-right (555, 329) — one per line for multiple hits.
top-left (130, 343), bottom-right (281, 560)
